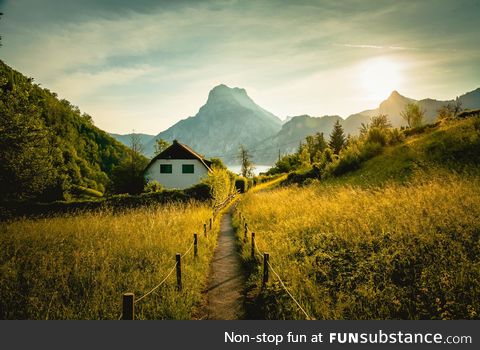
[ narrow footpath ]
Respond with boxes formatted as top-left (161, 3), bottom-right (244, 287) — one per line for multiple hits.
top-left (204, 206), bottom-right (245, 319)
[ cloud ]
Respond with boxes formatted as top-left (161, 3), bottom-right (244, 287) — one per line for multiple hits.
top-left (1, 0), bottom-right (479, 133)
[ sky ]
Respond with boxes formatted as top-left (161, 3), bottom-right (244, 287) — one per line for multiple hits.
top-left (1, 0), bottom-right (479, 134)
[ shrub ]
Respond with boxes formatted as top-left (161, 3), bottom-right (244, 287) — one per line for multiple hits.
top-left (366, 127), bottom-right (389, 146)
top-left (143, 181), bottom-right (163, 193)
top-left (183, 183), bottom-right (212, 201)
top-left (235, 177), bottom-right (248, 193)
top-left (332, 143), bottom-right (362, 176)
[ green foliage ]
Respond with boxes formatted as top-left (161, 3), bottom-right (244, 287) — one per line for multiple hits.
top-left (0, 73), bottom-right (59, 201)
top-left (209, 157), bottom-right (227, 170)
top-left (144, 180), bottom-right (163, 193)
top-left (205, 167), bottom-right (235, 206)
top-left (109, 135), bottom-right (149, 195)
top-left (235, 177), bottom-right (249, 193)
top-left (154, 138), bottom-right (170, 156)
top-left (238, 144), bottom-right (254, 178)
top-left (328, 120), bottom-right (346, 154)
top-left (0, 60), bottom-right (134, 202)
top-left (69, 185), bottom-right (103, 199)
top-left (401, 102), bottom-right (425, 128)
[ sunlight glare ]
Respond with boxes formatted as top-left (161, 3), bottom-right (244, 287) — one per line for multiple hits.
top-left (359, 57), bottom-right (403, 102)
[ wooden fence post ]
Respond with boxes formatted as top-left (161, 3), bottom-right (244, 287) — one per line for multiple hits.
top-left (251, 232), bottom-right (255, 259)
top-left (209, 218), bottom-right (212, 231)
top-left (244, 223), bottom-right (248, 243)
top-left (194, 233), bottom-right (198, 257)
top-left (122, 293), bottom-right (134, 320)
top-left (204, 223), bottom-right (207, 236)
top-left (263, 253), bottom-right (269, 286)
top-left (176, 253), bottom-right (182, 291)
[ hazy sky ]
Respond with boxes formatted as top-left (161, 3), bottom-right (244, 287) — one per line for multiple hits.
top-left (1, 0), bottom-right (479, 134)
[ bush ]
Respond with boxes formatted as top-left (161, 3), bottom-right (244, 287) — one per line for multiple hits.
top-left (332, 143), bottom-right (362, 176)
top-left (235, 177), bottom-right (248, 193)
top-left (184, 183), bottom-right (212, 201)
top-left (143, 181), bottom-right (163, 193)
top-left (366, 127), bottom-right (389, 146)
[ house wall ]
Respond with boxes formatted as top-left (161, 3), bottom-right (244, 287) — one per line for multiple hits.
top-left (145, 158), bottom-right (209, 190)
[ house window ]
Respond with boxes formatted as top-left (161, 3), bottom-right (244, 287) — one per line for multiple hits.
top-left (160, 164), bottom-right (172, 174)
top-left (182, 164), bottom-right (194, 174)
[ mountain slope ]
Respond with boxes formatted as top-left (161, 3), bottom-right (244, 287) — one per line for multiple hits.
top-left (144, 84), bottom-right (282, 162)
top-left (0, 60), bottom-right (133, 201)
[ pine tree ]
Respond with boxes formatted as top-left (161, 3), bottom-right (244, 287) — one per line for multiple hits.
top-left (328, 120), bottom-right (346, 154)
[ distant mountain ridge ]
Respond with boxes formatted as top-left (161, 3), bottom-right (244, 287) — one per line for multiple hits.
top-left (111, 85), bottom-right (480, 165)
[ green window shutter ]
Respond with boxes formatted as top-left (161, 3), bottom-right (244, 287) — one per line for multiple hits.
top-left (182, 164), bottom-right (194, 174)
top-left (160, 164), bottom-right (172, 173)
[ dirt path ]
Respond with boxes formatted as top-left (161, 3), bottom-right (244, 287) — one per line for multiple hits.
top-left (204, 206), bottom-right (245, 319)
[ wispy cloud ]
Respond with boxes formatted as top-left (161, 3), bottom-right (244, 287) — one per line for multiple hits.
top-left (1, 0), bottom-right (479, 133)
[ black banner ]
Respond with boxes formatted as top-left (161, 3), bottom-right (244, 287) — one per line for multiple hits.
top-left (0, 321), bottom-right (477, 349)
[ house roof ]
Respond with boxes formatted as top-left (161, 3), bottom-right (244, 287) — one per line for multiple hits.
top-left (144, 140), bottom-right (212, 172)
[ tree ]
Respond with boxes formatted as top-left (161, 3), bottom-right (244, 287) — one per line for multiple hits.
top-left (110, 133), bottom-right (148, 194)
top-left (238, 145), bottom-right (254, 178)
top-left (0, 74), bottom-right (59, 201)
top-left (437, 104), bottom-right (455, 121)
top-left (370, 114), bottom-right (392, 129)
top-left (329, 120), bottom-right (346, 154)
top-left (400, 103), bottom-right (424, 128)
top-left (209, 157), bottom-right (227, 170)
top-left (154, 138), bottom-right (170, 156)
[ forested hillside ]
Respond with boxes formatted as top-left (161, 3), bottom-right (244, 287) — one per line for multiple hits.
top-left (0, 60), bottom-right (135, 202)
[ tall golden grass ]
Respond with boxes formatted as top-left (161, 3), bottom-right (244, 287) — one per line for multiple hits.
top-left (235, 172), bottom-right (480, 319)
top-left (0, 202), bottom-right (217, 319)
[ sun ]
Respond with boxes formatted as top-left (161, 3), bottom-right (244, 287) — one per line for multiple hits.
top-left (359, 57), bottom-right (403, 102)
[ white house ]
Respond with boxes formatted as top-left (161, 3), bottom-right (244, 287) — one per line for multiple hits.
top-left (144, 140), bottom-right (212, 190)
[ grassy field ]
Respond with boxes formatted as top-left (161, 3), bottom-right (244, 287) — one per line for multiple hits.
top-left (235, 171), bottom-right (480, 320)
top-left (0, 202), bottom-right (218, 319)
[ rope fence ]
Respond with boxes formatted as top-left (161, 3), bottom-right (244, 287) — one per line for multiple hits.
top-left (237, 210), bottom-right (314, 320)
top-left (118, 191), bottom-right (238, 320)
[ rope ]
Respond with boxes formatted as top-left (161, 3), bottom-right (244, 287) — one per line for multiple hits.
top-left (135, 262), bottom-right (178, 304)
top-left (242, 213), bottom-right (313, 320)
top-left (266, 259), bottom-right (312, 320)
top-left (181, 241), bottom-right (194, 259)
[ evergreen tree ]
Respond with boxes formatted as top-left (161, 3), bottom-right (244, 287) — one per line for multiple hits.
top-left (328, 120), bottom-right (346, 154)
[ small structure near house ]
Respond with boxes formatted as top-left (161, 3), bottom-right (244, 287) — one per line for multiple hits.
top-left (144, 140), bottom-right (212, 190)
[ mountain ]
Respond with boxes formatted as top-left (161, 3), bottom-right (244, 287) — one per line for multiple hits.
top-left (252, 115), bottom-right (341, 163)
top-left (109, 133), bottom-right (155, 153)
top-left (144, 84), bottom-right (282, 162)
top-left (0, 60), bottom-right (133, 201)
top-left (356, 88), bottom-right (480, 127)
top-left (251, 88), bottom-right (480, 164)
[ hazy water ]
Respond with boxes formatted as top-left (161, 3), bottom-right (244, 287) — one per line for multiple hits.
top-left (227, 164), bottom-right (272, 176)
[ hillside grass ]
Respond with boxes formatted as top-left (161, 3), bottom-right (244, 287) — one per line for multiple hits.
top-left (325, 117), bottom-right (480, 187)
top-left (0, 202), bottom-right (218, 319)
top-left (235, 171), bottom-right (480, 320)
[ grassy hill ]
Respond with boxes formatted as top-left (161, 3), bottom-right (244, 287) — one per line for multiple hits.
top-left (235, 115), bottom-right (480, 320)
top-left (327, 116), bottom-right (480, 187)
top-left (0, 60), bottom-right (137, 201)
